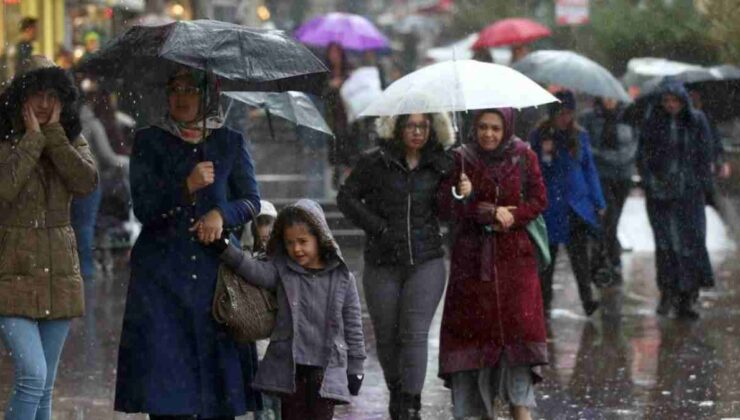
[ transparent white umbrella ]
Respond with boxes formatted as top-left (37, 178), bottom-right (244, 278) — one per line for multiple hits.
top-left (360, 59), bottom-right (557, 198)
top-left (359, 59), bottom-right (557, 117)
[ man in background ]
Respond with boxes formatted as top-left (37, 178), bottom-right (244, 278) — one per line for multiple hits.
top-left (15, 17), bottom-right (38, 74)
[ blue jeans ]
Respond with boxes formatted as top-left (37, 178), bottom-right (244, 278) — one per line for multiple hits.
top-left (0, 317), bottom-right (71, 420)
top-left (71, 185), bottom-right (102, 281)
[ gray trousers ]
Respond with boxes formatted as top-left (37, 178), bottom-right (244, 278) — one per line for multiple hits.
top-left (363, 257), bottom-right (446, 394)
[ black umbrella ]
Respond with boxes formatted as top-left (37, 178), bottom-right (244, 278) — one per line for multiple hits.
top-left (77, 20), bottom-right (328, 94)
top-left (626, 66), bottom-right (740, 125)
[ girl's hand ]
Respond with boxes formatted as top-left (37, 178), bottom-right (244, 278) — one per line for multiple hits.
top-left (22, 104), bottom-right (41, 133)
top-left (495, 206), bottom-right (516, 230)
top-left (190, 209), bottom-right (224, 244)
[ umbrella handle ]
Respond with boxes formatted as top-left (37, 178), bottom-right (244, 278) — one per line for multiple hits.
top-left (451, 186), bottom-right (465, 200)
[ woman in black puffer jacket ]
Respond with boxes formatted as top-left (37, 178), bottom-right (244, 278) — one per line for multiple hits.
top-left (338, 112), bottom-right (454, 420)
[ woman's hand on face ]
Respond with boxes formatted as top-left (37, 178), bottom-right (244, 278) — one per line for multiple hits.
top-left (22, 103), bottom-right (41, 133)
top-left (457, 173), bottom-right (473, 198)
top-left (186, 161), bottom-right (215, 194)
top-left (47, 100), bottom-right (61, 125)
top-left (189, 209), bottom-right (224, 245)
top-left (495, 206), bottom-right (516, 230)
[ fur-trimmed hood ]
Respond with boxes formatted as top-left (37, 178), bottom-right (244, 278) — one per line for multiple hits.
top-left (0, 56), bottom-right (80, 142)
top-left (375, 112), bottom-right (456, 148)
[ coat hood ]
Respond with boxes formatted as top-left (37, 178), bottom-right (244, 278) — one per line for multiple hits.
top-left (649, 77), bottom-right (695, 122)
top-left (375, 112), bottom-right (455, 148)
top-left (0, 55), bottom-right (80, 142)
top-left (268, 199), bottom-right (343, 265)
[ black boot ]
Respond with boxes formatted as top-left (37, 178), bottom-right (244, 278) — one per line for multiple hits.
top-left (399, 393), bottom-right (421, 420)
top-left (388, 381), bottom-right (401, 420)
top-left (656, 290), bottom-right (673, 316)
top-left (675, 292), bottom-right (699, 320)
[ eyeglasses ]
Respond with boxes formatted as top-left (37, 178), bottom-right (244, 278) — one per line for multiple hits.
top-left (166, 85), bottom-right (202, 96)
top-left (404, 122), bottom-right (430, 133)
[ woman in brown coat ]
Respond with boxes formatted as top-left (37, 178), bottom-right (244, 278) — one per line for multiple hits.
top-left (0, 55), bottom-right (98, 420)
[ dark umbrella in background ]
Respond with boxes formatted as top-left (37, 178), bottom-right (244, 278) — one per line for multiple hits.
top-left (625, 65), bottom-right (740, 124)
top-left (222, 91), bottom-right (334, 140)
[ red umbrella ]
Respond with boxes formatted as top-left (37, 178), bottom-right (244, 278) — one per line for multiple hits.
top-left (472, 18), bottom-right (551, 49)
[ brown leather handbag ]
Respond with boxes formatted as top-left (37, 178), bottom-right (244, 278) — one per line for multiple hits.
top-left (212, 263), bottom-right (277, 343)
top-left (212, 200), bottom-right (277, 343)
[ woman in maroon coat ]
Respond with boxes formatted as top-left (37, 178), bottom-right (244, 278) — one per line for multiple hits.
top-left (437, 108), bottom-right (548, 420)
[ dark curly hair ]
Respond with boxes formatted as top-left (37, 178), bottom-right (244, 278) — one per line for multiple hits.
top-left (0, 66), bottom-right (81, 142)
top-left (267, 205), bottom-right (338, 263)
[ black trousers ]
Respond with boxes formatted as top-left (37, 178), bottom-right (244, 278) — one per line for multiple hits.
top-left (541, 216), bottom-right (596, 311)
top-left (280, 365), bottom-right (335, 420)
top-left (600, 178), bottom-right (632, 266)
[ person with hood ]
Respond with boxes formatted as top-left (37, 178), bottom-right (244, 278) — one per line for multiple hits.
top-left (529, 90), bottom-right (606, 317)
top-left (579, 97), bottom-right (638, 285)
top-left (0, 55), bottom-right (98, 420)
top-left (210, 199), bottom-right (366, 420)
top-left (638, 79), bottom-right (714, 319)
top-left (338, 112), bottom-right (454, 419)
top-left (114, 68), bottom-right (262, 419)
top-left (437, 108), bottom-right (548, 420)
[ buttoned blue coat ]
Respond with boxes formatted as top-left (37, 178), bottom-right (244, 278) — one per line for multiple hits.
top-left (114, 126), bottom-right (261, 417)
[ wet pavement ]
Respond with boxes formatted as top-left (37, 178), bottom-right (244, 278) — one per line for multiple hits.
top-left (2, 214), bottom-right (740, 419)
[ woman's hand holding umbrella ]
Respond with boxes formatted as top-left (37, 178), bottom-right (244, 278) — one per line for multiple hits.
top-left (456, 173), bottom-right (472, 199)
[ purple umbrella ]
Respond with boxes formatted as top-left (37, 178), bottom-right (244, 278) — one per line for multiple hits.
top-left (295, 12), bottom-right (390, 51)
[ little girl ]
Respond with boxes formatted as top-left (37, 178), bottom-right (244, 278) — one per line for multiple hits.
top-left (213, 199), bottom-right (366, 420)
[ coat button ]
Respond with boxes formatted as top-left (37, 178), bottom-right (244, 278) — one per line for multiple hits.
top-left (191, 255), bottom-right (197, 261)
top-left (193, 148), bottom-right (198, 153)
top-left (190, 218), bottom-right (196, 223)
top-left (43, 268), bottom-right (49, 273)
top-left (176, 206), bottom-right (182, 212)
top-left (45, 310), bottom-right (50, 315)
top-left (192, 274), bottom-right (198, 280)
top-left (292, 301), bottom-right (297, 306)
top-left (162, 214), bottom-right (167, 218)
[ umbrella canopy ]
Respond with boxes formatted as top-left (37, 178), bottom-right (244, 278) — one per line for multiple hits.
top-left (294, 12), bottom-right (390, 51)
top-left (359, 59), bottom-right (557, 117)
top-left (77, 20), bottom-right (328, 95)
top-left (340, 66), bottom-right (383, 123)
top-left (472, 18), bottom-right (551, 49)
top-left (426, 33), bottom-right (512, 64)
top-left (626, 66), bottom-right (740, 124)
top-left (639, 64), bottom-right (740, 96)
top-left (223, 91), bottom-right (333, 136)
top-left (513, 50), bottom-right (631, 102)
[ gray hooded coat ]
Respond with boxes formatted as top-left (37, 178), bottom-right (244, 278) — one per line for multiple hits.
top-left (219, 199), bottom-right (366, 403)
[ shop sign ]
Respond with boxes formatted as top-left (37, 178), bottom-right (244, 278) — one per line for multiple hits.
top-left (555, 0), bottom-right (589, 26)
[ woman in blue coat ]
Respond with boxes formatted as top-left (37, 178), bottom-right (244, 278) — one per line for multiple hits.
top-left (115, 69), bottom-right (262, 419)
top-left (529, 91), bottom-right (606, 317)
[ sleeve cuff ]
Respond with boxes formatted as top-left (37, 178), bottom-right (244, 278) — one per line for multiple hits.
top-left (347, 357), bottom-right (365, 375)
top-left (220, 243), bottom-right (244, 267)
